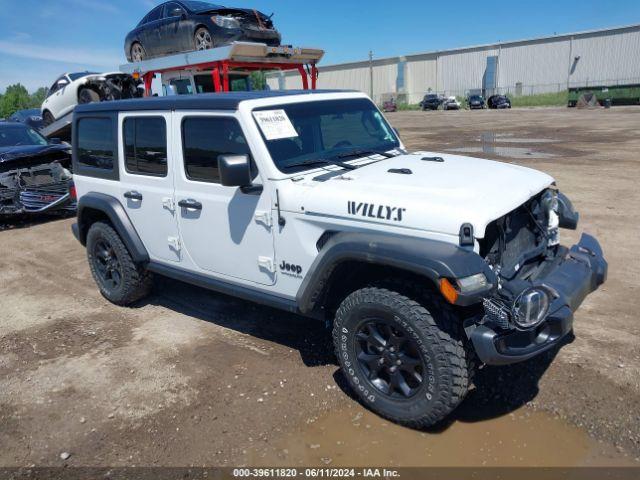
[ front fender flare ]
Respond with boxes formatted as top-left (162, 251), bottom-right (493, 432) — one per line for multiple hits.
top-left (296, 231), bottom-right (496, 313)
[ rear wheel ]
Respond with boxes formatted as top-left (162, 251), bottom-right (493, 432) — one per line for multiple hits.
top-left (333, 287), bottom-right (470, 428)
top-left (130, 42), bottom-right (146, 62)
top-left (194, 27), bottom-right (214, 50)
top-left (86, 222), bottom-right (152, 306)
top-left (78, 88), bottom-right (100, 104)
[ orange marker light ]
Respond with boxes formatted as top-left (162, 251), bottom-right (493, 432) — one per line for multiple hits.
top-left (439, 278), bottom-right (459, 304)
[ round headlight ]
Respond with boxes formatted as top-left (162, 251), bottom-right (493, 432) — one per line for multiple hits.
top-left (512, 288), bottom-right (550, 329)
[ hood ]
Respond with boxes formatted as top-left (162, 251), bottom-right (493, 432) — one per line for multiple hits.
top-left (289, 153), bottom-right (553, 238)
top-left (0, 144), bottom-right (71, 171)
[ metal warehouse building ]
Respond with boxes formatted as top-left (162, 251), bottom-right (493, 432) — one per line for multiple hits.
top-left (266, 24), bottom-right (640, 104)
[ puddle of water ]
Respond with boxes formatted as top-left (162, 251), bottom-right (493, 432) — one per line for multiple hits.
top-left (448, 146), bottom-right (555, 159)
top-left (479, 133), bottom-right (557, 144)
top-left (249, 406), bottom-right (635, 467)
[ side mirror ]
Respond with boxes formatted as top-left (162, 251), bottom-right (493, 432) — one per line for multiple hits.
top-left (49, 138), bottom-right (62, 144)
top-left (219, 154), bottom-right (252, 188)
top-left (57, 80), bottom-right (68, 87)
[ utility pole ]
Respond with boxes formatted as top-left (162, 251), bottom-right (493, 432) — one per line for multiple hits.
top-left (369, 50), bottom-right (374, 100)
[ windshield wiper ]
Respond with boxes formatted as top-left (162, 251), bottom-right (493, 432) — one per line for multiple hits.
top-left (335, 148), bottom-right (398, 160)
top-left (282, 158), bottom-right (357, 171)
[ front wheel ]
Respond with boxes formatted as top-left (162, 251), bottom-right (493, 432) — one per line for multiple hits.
top-left (333, 287), bottom-right (470, 428)
top-left (42, 110), bottom-right (55, 127)
top-left (194, 27), bottom-right (214, 51)
top-left (78, 88), bottom-right (100, 104)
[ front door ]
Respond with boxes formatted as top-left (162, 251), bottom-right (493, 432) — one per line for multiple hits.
top-left (173, 112), bottom-right (276, 286)
top-left (118, 112), bottom-right (180, 263)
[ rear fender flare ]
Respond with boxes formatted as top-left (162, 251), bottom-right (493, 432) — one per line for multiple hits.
top-left (76, 192), bottom-right (149, 264)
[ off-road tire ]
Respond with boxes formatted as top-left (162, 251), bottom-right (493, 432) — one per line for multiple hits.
top-left (78, 88), bottom-right (100, 104)
top-left (333, 287), bottom-right (469, 428)
top-left (86, 222), bottom-right (152, 306)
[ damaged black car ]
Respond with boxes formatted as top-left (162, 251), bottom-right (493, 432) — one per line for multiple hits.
top-left (0, 123), bottom-right (74, 216)
top-left (125, 1), bottom-right (281, 62)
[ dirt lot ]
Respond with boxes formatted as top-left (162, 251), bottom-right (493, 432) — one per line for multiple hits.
top-left (1, 107), bottom-right (639, 468)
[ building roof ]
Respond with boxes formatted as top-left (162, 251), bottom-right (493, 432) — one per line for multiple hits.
top-left (74, 89), bottom-right (354, 113)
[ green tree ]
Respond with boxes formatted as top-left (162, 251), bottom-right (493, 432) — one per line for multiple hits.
top-left (250, 71), bottom-right (267, 91)
top-left (29, 87), bottom-right (48, 109)
top-left (0, 84), bottom-right (32, 118)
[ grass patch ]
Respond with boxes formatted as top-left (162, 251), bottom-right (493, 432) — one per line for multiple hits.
top-left (509, 90), bottom-right (568, 107)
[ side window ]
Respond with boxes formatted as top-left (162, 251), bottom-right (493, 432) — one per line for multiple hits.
top-left (170, 79), bottom-right (193, 95)
top-left (146, 6), bottom-right (163, 23)
top-left (123, 117), bottom-right (167, 176)
top-left (164, 2), bottom-right (183, 17)
top-left (77, 118), bottom-right (115, 170)
top-left (182, 117), bottom-right (249, 183)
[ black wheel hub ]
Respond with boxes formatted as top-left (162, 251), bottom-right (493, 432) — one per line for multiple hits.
top-left (354, 317), bottom-right (425, 399)
top-left (93, 239), bottom-right (122, 290)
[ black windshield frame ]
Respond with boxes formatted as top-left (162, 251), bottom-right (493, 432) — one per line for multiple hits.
top-left (253, 98), bottom-right (400, 174)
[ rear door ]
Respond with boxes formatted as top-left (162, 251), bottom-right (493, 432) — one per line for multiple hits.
top-left (139, 5), bottom-right (164, 56)
top-left (159, 2), bottom-right (187, 54)
top-left (172, 112), bottom-right (276, 285)
top-left (118, 112), bottom-right (180, 263)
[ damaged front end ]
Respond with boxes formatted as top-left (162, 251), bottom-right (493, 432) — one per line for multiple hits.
top-left (0, 147), bottom-right (75, 216)
top-left (85, 73), bottom-right (142, 102)
top-left (467, 189), bottom-right (607, 365)
top-left (211, 9), bottom-right (281, 46)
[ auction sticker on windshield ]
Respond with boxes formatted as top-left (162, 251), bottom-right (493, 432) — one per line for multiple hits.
top-left (253, 110), bottom-right (298, 140)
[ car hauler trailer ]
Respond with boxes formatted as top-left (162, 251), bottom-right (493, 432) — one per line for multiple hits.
top-left (119, 41), bottom-right (324, 96)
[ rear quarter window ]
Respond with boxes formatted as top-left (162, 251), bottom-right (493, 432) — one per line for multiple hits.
top-left (78, 118), bottom-right (115, 170)
top-left (74, 115), bottom-right (119, 180)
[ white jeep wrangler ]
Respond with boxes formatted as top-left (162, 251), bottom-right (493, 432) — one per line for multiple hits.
top-left (71, 90), bottom-right (607, 427)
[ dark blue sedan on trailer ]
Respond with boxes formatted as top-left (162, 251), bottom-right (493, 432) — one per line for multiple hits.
top-left (125, 1), bottom-right (281, 62)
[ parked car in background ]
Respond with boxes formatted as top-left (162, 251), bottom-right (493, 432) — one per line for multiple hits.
top-left (442, 96), bottom-right (461, 110)
top-left (0, 122), bottom-right (74, 215)
top-left (382, 98), bottom-right (397, 112)
top-left (419, 94), bottom-right (445, 110)
top-left (8, 109), bottom-right (44, 130)
top-left (41, 72), bottom-right (141, 126)
top-left (467, 94), bottom-right (486, 109)
top-left (125, 1), bottom-right (281, 62)
top-left (487, 94), bottom-right (512, 109)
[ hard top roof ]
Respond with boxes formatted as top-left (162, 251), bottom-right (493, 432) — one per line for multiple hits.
top-left (74, 90), bottom-right (356, 114)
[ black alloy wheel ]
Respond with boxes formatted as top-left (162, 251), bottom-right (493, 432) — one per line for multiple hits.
top-left (355, 317), bottom-right (424, 399)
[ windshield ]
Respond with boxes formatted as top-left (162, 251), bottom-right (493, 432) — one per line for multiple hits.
top-left (0, 125), bottom-right (49, 148)
top-left (181, 1), bottom-right (223, 12)
top-left (68, 72), bottom-right (98, 81)
top-left (253, 98), bottom-right (400, 174)
top-left (469, 95), bottom-right (482, 101)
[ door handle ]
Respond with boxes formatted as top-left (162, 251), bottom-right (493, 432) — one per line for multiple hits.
top-left (178, 199), bottom-right (202, 211)
top-left (124, 190), bottom-right (143, 201)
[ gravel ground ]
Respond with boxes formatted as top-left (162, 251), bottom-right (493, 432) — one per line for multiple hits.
top-left (0, 106), bottom-right (638, 467)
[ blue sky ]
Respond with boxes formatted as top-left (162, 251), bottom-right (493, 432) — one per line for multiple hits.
top-left (1, 0), bottom-right (639, 92)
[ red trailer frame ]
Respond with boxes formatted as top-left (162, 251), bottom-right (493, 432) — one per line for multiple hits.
top-left (141, 60), bottom-right (318, 96)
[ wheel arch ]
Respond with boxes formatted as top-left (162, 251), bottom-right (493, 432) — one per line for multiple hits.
top-left (76, 192), bottom-right (149, 264)
top-left (296, 231), bottom-right (495, 315)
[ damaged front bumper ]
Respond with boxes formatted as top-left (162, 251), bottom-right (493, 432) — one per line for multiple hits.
top-left (467, 233), bottom-right (607, 365)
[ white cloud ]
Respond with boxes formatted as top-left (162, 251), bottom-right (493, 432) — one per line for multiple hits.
top-left (0, 40), bottom-right (123, 68)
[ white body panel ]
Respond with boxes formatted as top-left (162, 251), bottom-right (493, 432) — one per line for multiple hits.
top-left (73, 91), bottom-right (555, 300)
top-left (41, 72), bottom-right (122, 121)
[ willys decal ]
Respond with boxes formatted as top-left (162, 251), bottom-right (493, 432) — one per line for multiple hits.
top-left (347, 201), bottom-right (406, 222)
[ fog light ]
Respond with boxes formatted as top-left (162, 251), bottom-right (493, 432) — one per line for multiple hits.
top-left (512, 288), bottom-right (550, 329)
